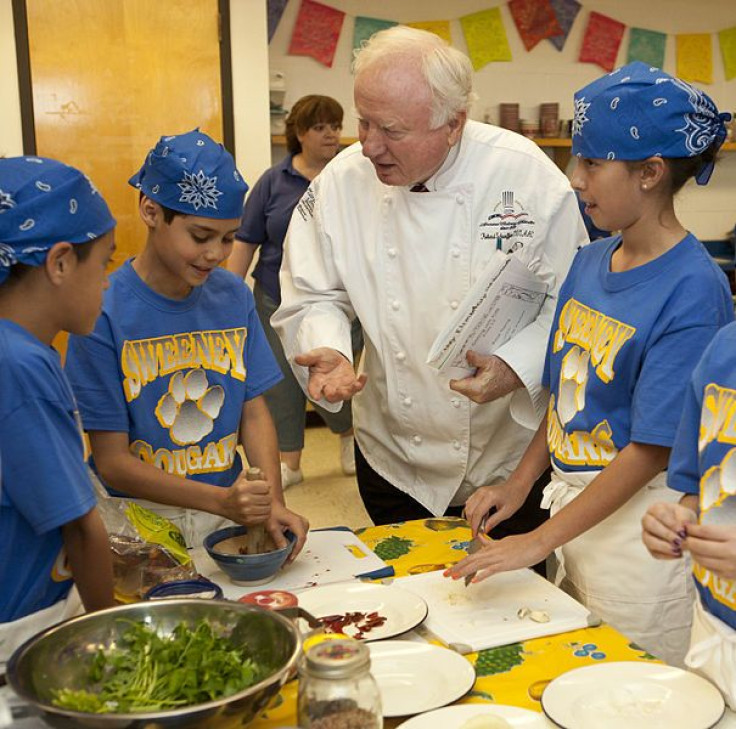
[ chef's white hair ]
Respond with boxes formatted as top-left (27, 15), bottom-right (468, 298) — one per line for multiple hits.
top-left (353, 25), bottom-right (476, 129)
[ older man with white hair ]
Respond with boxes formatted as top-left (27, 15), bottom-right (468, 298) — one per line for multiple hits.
top-left (273, 27), bottom-right (587, 543)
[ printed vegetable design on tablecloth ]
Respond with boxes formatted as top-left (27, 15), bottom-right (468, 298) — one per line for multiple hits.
top-left (474, 643), bottom-right (526, 676)
top-left (372, 535), bottom-right (414, 561)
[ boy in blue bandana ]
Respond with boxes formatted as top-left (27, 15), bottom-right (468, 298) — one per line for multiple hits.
top-left (643, 325), bottom-right (736, 705)
top-left (65, 130), bottom-right (309, 553)
top-left (448, 62), bottom-right (733, 666)
top-left (0, 157), bottom-right (116, 663)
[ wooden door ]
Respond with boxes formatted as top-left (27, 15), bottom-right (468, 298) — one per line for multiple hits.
top-left (21, 0), bottom-right (225, 355)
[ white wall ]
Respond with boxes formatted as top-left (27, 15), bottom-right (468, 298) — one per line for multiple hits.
top-left (268, 0), bottom-right (736, 239)
top-left (0, 0), bottom-right (24, 157)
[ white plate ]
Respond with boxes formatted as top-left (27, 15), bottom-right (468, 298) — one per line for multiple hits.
top-left (368, 640), bottom-right (476, 716)
top-left (541, 662), bottom-right (725, 729)
top-left (397, 703), bottom-right (551, 727)
top-left (295, 581), bottom-right (428, 641)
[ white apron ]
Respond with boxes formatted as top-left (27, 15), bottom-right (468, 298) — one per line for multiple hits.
top-left (0, 586), bottom-right (82, 670)
top-left (686, 598), bottom-right (736, 710)
top-left (541, 465), bottom-right (694, 667)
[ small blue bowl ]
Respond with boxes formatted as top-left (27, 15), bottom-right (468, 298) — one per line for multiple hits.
top-left (144, 578), bottom-right (224, 600)
top-left (204, 526), bottom-right (296, 586)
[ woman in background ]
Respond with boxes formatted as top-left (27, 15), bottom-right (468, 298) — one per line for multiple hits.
top-left (229, 95), bottom-right (360, 488)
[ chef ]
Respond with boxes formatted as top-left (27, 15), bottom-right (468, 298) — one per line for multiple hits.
top-left (273, 26), bottom-right (587, 534)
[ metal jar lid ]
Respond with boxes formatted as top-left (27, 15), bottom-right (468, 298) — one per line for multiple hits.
top-left (303, 638), bottom-right (370, 679)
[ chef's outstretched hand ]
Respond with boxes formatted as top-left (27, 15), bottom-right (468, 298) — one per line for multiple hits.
top-left (295, 347), bottom-right (367, 404)
top-left (449, 352), bottom-right (523, 404)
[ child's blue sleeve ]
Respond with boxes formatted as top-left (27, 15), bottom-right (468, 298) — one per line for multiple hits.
top-left (242, 286), bottom-right (283, 401)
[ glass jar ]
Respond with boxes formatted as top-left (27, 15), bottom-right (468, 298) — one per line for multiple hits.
top-left (297, 638), bottom-right (382, 729)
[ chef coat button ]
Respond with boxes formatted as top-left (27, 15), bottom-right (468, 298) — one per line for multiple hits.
top-left (453, 440), bottom-right (462, 450)
top-left (396, 351), bottom-right (406, 362)
top-left (455, 195), bottom-right (465, 205)
top-left (450, 300), bottom-right (459, 310)
top-left (451, 398), bottom-right (461, 408)
top-left (451, 248), bottom-right (460, 258)
top-left (412, 435), bottom-right (423, 445)
top-left (403, 397), bottom-right (412, 406)
top-left (391, 300), bottom-right (400, 311)
top-left (387, 247), bottom-right (397, 257)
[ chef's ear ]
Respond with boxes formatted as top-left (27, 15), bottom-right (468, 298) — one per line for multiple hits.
top-left (447, 112), bottom-right (466, 147)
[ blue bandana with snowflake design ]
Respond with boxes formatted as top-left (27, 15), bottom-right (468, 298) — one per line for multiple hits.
top-left (129, 129), bottom-right (248, 219)
top-left (0, 156), bottom-right (116, 285)
top-left (572, 61), bottom-right (731, 185)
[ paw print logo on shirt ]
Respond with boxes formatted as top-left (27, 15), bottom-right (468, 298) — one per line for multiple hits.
top-left (155, 369), bottom-right (224, 445)
top-left (557, 345), bottom-right (590, 425)
top-left (700, 447), bottom-right (736, 526)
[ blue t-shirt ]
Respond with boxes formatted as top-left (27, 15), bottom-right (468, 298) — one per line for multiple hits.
top-left (65, 261), bottom-right (282, 493)
top-left (543, 233), bottom-right (734, 472)
top-left (0, 321), bottom-right (96, 622)
top-left (236, 155), bottom-right (309, 304)
top-left (669, 322), bottom-right (736, 630)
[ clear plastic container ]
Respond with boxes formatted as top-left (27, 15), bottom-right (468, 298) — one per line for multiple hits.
top-left (297, 639), bottom-right (382, 729)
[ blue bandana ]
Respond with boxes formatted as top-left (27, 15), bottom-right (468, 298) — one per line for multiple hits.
top-left (0, 157), bottom-right (116, 285)
top-left (572, 61), bottom-right (731, 185)
top-left (129, 129), bottom-right (248, 219)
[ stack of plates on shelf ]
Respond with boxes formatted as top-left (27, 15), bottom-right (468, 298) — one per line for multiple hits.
top-left (539, 102), bottom-right (559, 138)
top-left (499, 103), bottom-right (520, 132)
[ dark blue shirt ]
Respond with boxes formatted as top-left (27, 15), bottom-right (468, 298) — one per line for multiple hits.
top-left (236, 155), bottom-right (309, 304)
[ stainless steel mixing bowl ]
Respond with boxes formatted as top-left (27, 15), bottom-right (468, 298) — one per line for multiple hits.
top-left (6, 598), bottom-right (301, 728)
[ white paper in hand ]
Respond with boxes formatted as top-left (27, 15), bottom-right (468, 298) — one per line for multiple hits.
top-left (426, 252), bottom-right (548, 372)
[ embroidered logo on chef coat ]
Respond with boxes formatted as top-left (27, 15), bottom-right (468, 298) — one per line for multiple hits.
top-left (479, 190), bottom-right (536, 253)
top-left (295, 187), bottom-right (316, 221)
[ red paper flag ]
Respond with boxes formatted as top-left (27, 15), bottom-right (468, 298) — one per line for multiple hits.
top-left (509, 0), bottom-right (563, 52)
top-left (579, 11), bottom-right (625, 72)
top-left (288, 0), bottom-right (345, 68)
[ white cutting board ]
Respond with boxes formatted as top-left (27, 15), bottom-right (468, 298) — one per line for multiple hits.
top-left (193, 528), bottom-right (390, 599)
top-left (394, 568), bottom-right (595, 653)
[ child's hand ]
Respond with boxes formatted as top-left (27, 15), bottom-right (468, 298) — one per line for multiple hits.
top-left (641, 501), bottom-right (697, 560)
top-left (684, 522), bottom-right (736, 580)
top-left (266, 503), bottom-right (310, 562)
top-left (222, 473), bottom-right (272, 525)
top-left (443, 532), bottom-right (548, 584)
top-left (464, 480), bottom-right (528, 536)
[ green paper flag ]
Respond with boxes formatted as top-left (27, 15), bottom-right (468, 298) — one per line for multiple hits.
top-left (353, 16), bottom-right (397, 54)
top-left (627, 28), bottom-right (666, 68)
top-left (719, 26), bottom-right (736, 81)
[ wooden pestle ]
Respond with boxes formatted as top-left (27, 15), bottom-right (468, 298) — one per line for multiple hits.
top-left (244, 466), bottom-right (268, 554)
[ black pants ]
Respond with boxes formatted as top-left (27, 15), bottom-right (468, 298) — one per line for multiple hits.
top-left (356, 445), bottom-right (551, 575)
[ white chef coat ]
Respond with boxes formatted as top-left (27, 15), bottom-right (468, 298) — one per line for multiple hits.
top-left (274, 120), bottom-right (588, 516)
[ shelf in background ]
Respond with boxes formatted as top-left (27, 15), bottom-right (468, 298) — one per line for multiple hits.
top-left (271, 136), bottom-right (736, 173)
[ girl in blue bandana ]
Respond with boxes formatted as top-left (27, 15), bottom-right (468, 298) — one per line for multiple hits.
top-left (65, 130), bottom-right (309, 554)
top-left (0, 157), bottom-right (116, 664)
top-left (448, 62), bottom-right (734, 667)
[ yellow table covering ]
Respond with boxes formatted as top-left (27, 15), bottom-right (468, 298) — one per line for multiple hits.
top-left (251, 518), bottom-right (658, 727)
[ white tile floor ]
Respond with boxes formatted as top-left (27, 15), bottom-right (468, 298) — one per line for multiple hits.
top-left (282, 426), bottom-right (373, 531)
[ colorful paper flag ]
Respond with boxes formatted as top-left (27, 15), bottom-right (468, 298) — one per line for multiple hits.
top-left (288, 0), bottom-right (345, 68)
top-left (627, 28), bottom-right (666, 68)
top-left (548, 0), bottom-right (581, 51)
top-left (719, 26), bottom-right (736, 81)
top-left (579, 11), bottom-right (626, 72)
top-left (676, 33), bottom-right (713, 84)
top-left (407, 20), bottom-right (452, 45)
top-left (267, 0), bottom-right (289, 43)
top-left (353, 16), bottom-right (397, 54)
top-left (459, 8), bottom-right (512, 70)
top-left (508, 0), bottom-right (562, 52)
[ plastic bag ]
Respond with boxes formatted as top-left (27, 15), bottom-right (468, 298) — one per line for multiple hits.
top-left (92, 474), bottom-right (198, 602)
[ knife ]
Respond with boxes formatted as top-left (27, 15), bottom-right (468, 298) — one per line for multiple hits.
top-left (463, 517), bottom-right (490, 586)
